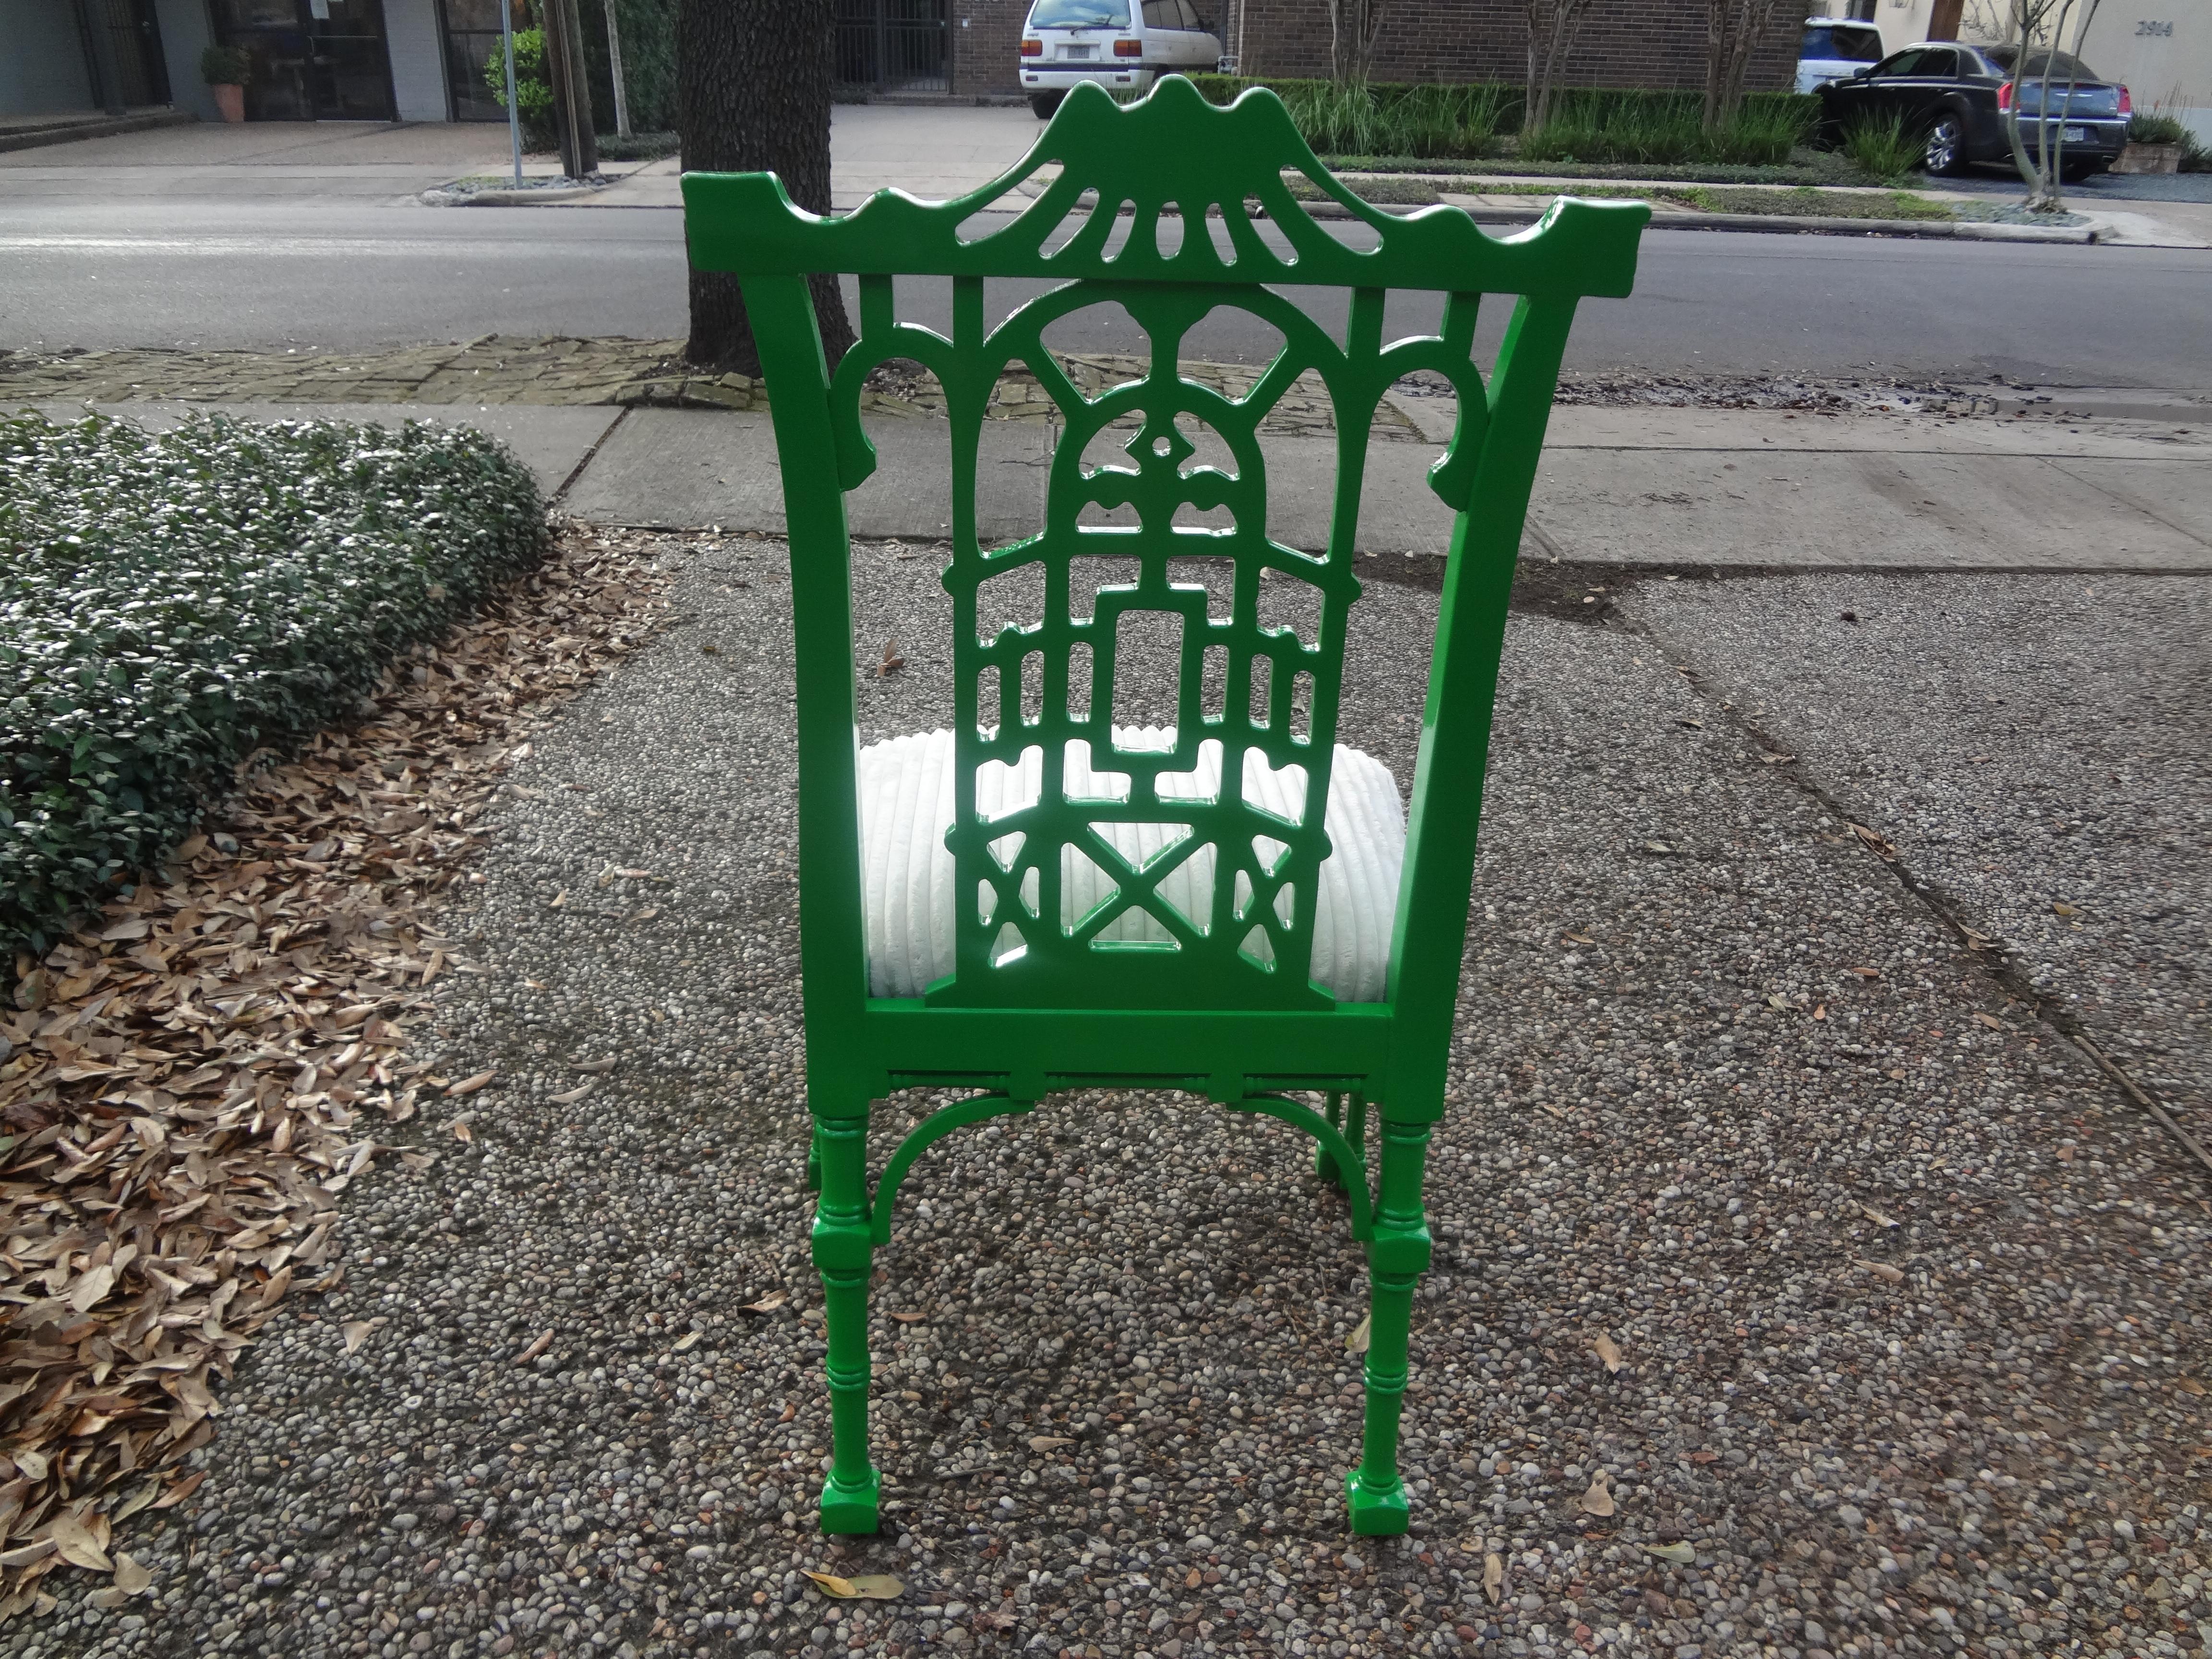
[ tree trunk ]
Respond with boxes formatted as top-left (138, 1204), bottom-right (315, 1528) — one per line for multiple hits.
top-left (678, 0), bottom-right (856, 374)
top-left (1523, 0), bottom-right (1589, 134)
top-left (1703, 0), bottom-right (1785, 132)
top-left (543, 0), bottom-right (600, 179)
top-left (1327, 0), bottom-right (1384, 84)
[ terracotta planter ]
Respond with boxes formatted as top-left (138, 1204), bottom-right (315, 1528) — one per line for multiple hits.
top-left (212, 83), bottom-right (245, 123)
top-left (2113, 142), bottom-right (2181, 175)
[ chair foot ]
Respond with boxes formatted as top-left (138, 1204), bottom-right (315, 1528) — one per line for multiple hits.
top-left (820, 1469), bottom-right (881, 1535)
top-left (1345, 1468), bottom-right (1410, 1536)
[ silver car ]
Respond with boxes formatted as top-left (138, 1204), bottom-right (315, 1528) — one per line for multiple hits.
top-left (1020, 0), bottom-right (1225, 118)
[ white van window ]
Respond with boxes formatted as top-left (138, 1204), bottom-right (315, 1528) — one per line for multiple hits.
top-left (1031, 0), bottom-right (1133, 24)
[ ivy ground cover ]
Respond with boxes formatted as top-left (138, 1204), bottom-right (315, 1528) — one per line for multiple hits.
top-left (1, 412), bottom-right (546, 963)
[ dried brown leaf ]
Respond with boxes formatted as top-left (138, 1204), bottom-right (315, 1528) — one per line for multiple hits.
top-left (1029, 1435), bottom-right (1074, 1452)
top-left (802, 1569), bottom-right (903, 1600)
top-left (1345, 1314), bottom-right (1371, 1355)
top-left (45, 1513), bottom-right (111, 1573)
top-left (1847, 822), bottom-right (1899, 861)
top-left (111, 1551), bottom-right (153, 1595)
top-left (0, 529), bottom-right (669, 1578)
top-left (342, 1321), bottom-right (375, 1354)
top-left (445, 1070), bottom-right (495, 1097)
top-left (739, 1292), bottom-right (787, 1314)
top-left (512, 1330), bottom-right (554, 1366)
top-left (151, 1470), bottom-right (206, 1509)
top-left (1483, 1552), bottom-right (1504, 1604)
top-left (1591, 1332), bottom-right (1623, 1374)
top-left (1581, 1472), bottom-right (1615, 1517)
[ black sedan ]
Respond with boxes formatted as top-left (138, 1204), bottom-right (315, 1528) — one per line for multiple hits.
top-left (1817, 41), bottom-right (2131, 179)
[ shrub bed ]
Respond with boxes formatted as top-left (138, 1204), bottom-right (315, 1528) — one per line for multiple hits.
top-left (1, 411), bottom-right (546, 962)
top-left (1187, 73), bottom-right (1820, 166)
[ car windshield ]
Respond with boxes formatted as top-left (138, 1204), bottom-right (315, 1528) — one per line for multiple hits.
top-left (1984, 45), bottom-right (2097, 81)
top-left (1029, 0), bottom-right (1132, 24)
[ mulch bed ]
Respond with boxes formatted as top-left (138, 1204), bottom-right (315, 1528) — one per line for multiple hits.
top-left (0, 525), bottom-right (670, 1620)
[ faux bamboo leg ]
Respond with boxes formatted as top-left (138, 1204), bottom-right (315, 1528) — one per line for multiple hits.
top-left (811, 1110), bottom-right (880, 1533)
top-left (1346, 1114), bottom-right (1431, 1536)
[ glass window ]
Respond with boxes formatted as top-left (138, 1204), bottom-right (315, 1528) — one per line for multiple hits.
top-left (1982, 45), bottom-right (2096, 80)
top-left (1799, 24), bottom-right (1836, 58)
top-left (1835, 26), bottom-right (1883, 63)
top-left (1871, 48), bottom-right (1926, 77)
top-left (1176, 0), bottom-right (1206, 32)
top-left (1029, 0), bottom-right (1132, 25)
top-left (1914, 48), bottom-right (1958, 76)
top-left (1142, 0), bottom-right (1174, 27)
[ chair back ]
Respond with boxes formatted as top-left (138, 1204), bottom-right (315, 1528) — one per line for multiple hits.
top-left (685, 79), bottom-right (1646, 1034)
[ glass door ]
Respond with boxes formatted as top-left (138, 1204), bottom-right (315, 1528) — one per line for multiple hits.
top-left (439, 0), bottom-right (535, 121)
top-left (304, 0), bottom-right (396, 120)
top-left (214, 0), bottom-right (394, 120)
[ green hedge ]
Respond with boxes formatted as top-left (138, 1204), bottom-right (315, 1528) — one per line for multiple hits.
top-left (0, 412), bottom-right (546, 960)
top-left (1186, 74), bottom-right (1821, 165)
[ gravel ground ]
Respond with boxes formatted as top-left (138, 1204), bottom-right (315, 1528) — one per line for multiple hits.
top-left (18, 541), bottom-right (2209, 1659)
top-left (1620, 571), bottom-right (2212, 1144)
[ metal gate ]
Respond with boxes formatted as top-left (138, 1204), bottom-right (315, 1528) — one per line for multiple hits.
top-left (835, 0), bottom-right (950, 95)
top-left (81, 0), bottom-right (171, 108)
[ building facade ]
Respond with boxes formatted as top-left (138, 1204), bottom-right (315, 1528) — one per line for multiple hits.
top-left (944, 0), bottom-right (1800, 97)
top-left (0, 0), bottom-right (567, 127)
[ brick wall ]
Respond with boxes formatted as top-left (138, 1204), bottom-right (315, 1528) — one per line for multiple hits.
top-left (954, 0), bottom-right (1797, 99)
top-left (1231, 0), bottom-right (1799, 93)
top-left (952, 0), bottom-right (1036, 96)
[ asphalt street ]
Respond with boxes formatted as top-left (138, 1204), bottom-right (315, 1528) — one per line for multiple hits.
top-left (4, 198), bottom-right (2212, 388)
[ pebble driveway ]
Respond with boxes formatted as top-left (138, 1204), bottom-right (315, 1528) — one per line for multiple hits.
top-left (17, 541), bottom-right (2207, 1659)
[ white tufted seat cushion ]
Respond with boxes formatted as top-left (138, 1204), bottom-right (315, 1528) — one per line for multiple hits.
top-left (855, 727), bottom-right (1406, 1001)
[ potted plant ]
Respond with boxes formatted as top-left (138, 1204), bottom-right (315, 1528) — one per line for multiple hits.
top-left (2116, 112), bottom-right (2187, 174)
top-left (201, 44), bottom-right (251, 124)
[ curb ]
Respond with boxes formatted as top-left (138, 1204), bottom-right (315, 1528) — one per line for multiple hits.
top-left (1302, 198), bottom-right (2097, 242)
top-left (0, 109), bottom-right (197, 155)
top-left (450, 185), bottom-right (605, 206)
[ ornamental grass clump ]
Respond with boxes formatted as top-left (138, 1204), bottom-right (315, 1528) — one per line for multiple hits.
top-left (0, 410), bottom-right (545, 961)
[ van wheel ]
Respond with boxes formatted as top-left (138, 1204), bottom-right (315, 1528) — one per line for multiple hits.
top-left (1030, 92), bottom-right (1064, 119)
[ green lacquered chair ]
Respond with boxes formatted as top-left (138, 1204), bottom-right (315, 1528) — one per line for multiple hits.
top-left (682, 77), bottom-right (1645, 1538)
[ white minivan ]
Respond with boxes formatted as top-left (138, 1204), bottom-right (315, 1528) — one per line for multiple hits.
top-left (1020, 0), bottom-right (1225, 118)
top-left (1795, 16), bottom-right (1884, 92)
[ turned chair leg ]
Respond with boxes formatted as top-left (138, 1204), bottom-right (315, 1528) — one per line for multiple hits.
top-left (1347, 1114), bottom-right (1431, 1537)
top-left (811, 1108), bottom-right (881, 1534)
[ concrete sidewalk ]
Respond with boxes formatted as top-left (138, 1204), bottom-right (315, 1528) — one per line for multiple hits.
top-left (0, 120), bottom-right (609, 201)
top-left (34, 396), bottom-right (2212, 569)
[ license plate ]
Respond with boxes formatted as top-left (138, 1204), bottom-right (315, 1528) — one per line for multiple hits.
top-left (1061, 43), bottom-right (1094, 57)
top-left (2063, 125), bottom-right (2087, 142)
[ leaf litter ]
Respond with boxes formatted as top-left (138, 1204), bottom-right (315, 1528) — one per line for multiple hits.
top-left (0, 523), bottom-right (668, 1617)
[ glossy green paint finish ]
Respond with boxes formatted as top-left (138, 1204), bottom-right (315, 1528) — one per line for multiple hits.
top-left (682, 75), bottom-right (1644, 1538)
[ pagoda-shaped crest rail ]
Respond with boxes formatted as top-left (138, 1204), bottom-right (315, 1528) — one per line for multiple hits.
top-left (684, 77), bottom-right (1647, 296)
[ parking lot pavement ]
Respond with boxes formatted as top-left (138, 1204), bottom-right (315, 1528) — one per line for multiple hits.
top-left (33, 534), bottom-right (2206, 1659)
